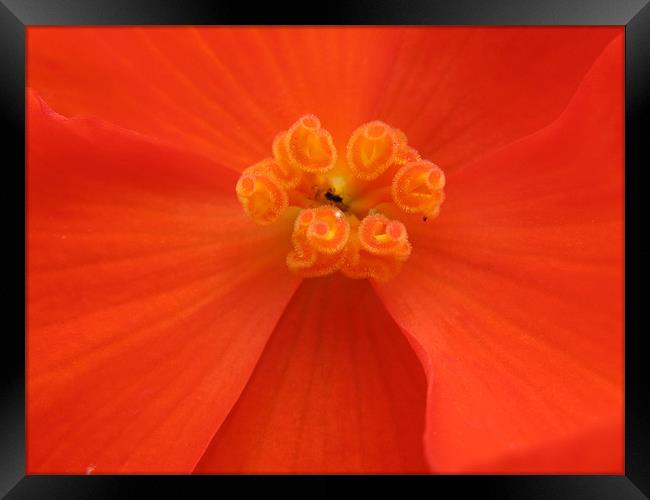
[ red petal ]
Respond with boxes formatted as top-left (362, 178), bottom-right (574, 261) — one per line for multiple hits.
top-left (374, 27), bottom-right (622, 171)
top-left (28, 27), bottom-right (620, 171)
top-left (374, 35), bottom-right (624, 472)
top-left (194, 276), bottom-right (429, 473)
top-left (27, 92), bottom-right (301, 473)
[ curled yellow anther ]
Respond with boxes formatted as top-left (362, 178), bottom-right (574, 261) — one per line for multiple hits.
top-left (394, 145), bottom-right (421, 166)
top-left (237, 115), bottom-right (445, 282)
top-left (287, 206), bottom-right (350, 277)
top-left (305, 206), bottom-right (350, 254)
top-left (286, 114), bottom-right (337, 173)
top-left (340, 231), bottom-right (404, 283)
top-left (391, 160), bottom-right (446, 218)
top-left (270, 132), bottom-right (303, 189)
top-left (346, 121), bottom-right (406, 180)
top-left (358, 213), bottom-right (411, 260)
top-left (235, 160), bottom-right (288, 225)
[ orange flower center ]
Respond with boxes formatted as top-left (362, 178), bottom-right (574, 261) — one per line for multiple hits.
top-left (235, 114), bottom-right (446, 282)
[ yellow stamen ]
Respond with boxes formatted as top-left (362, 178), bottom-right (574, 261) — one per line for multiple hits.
top-left (346, 120), bottom-right (405, 180)
top-left (392, 160), bottom-right (446, 219)
top-left (358, 213), bottom-right (411, 258)
top-left (340, 224), bottom-right (404, 283)
top-left (271, 132), bottom-right (303, 189)
top-left (287, 206), bottom-right (349, 277)
top-left (286, 114), bottom-right (337, 173)
top-left (235, 115), bottom-right (446, 281)
top-left (235, 160), bottom-right (288, 225)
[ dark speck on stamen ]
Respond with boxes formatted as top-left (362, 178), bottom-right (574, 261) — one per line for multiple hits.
top-left (325, 191), bottom-right (344, 203)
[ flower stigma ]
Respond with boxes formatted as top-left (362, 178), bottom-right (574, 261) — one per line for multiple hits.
top-left (235, 114), bottom-right (445, 282)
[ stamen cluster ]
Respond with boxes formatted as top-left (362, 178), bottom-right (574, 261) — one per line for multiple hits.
top-left (235, 115), bottom-right (445, 282)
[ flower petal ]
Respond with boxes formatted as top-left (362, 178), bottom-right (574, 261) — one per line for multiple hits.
top-left (27, 92), bottom-right (302, 473)
top-left (28, 27), bottom-right (620, 171)
top-left (374, 35), bottom-right (624, 472)
top-left (374, 27), bottom-right (622, 171)
top-left (194, 276), bottom-right (429, 473)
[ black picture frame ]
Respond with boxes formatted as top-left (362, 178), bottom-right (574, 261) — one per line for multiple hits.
top-left (2, 1), bottom-right (648, 498)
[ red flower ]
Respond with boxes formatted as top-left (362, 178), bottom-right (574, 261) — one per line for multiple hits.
top-left (26, 27), bottom-right (623, 473)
